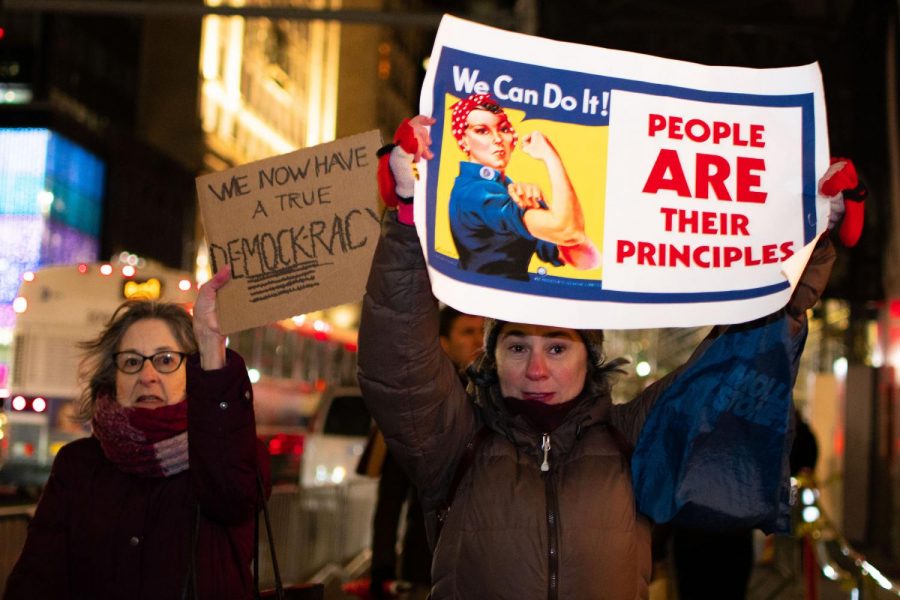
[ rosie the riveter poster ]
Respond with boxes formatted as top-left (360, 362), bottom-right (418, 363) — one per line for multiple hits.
top-left (414, 16), bottom-right (831, 329)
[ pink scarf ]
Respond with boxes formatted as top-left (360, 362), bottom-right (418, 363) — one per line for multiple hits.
top-left (91, 394), bottom-right (189, 477)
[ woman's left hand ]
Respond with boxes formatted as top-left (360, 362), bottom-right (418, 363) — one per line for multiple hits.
top-left (819, 157), bottom-right (866, 248)
top-left (193, 266), bottom-right (231, 369)
top-left (508, 182), bottom-right (543, 210)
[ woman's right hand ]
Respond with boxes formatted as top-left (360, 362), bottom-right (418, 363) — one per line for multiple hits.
top-left (380, 115), bottom-right (435, 225)
top-left (193, 266), bottom-right (231, 370)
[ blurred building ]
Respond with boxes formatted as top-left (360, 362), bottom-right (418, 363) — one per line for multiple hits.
top-left (193, 0), bottom-right (435, 336)
top-left (0, 0), bottom-right (442, 401)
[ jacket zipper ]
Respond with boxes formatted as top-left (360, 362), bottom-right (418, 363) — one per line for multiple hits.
top-left (541, 432), bottom-right (551, 472)
top-left (542, 432), bottom-right (559, 600)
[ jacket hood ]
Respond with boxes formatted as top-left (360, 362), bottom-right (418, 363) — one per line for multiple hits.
top-left (466, 353), bottom-right (615, 457)
top-left (467, 320), bottom-right (626, 443)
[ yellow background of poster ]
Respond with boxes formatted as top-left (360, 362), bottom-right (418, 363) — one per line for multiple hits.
top-left (433, 93), bottom-right (608, 280)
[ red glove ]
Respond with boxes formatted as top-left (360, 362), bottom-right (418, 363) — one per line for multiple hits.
top-left (376, 116), bottom-right (435, 225)
top-left (819, 157), bottom-right (866, 248)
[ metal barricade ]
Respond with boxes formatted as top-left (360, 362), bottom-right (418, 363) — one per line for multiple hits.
top-left (792, 474), bottom-right (900, 600)
top-left (0, 505), bottom-right (33, 593)
top-left (748, 474), bottom-right (900, 600)
top-left (256, 478), bottom-right (378, 589)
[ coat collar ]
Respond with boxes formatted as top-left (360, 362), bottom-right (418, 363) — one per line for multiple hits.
top-left (470, 377), bottom-right (611, 458)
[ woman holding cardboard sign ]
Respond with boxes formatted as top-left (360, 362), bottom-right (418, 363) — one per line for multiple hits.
top-left (360, 114), bottom-right (861, 598)
top-left (4, 267), bottom-right (270, 600)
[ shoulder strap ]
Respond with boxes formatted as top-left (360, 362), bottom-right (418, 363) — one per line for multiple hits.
top-left (255, 472), bottom-right (285, 600)
top-left (183, 475), bottom-right (283, 600)
top-left (182, 504), bottom-right (201, 600)
top-left (436, 426), bottom-right (491, 536)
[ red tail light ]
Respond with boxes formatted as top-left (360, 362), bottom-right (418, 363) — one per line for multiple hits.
top-left (266, 433), bottom-right (304, 457)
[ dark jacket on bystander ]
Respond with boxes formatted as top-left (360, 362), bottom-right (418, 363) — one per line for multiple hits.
top-left (3, 350), bottom-right (269, 600)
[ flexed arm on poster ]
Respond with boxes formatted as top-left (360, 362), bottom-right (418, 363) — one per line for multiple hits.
top-left (381, 98), bottom-right (601, 275)
top-left (514, 131), bottom-right (600, 269)
top-left (450, 93), bottom-right (600, 272)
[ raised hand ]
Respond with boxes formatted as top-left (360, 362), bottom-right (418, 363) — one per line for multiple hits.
top-left (403, 115), bottom-right (436, 162)
top-left (818, 158), bottom-right (866, 248)
top-left (378, 115), bottom-right (435, 226)
top-left (521, 131), bottom-right (558, 162)
top-left (193, 265), bottom-right (231, 370)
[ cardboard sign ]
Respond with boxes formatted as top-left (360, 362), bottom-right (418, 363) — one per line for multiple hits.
top-left (415, 16), bottom-right (830, 329)
top-left (196, 130), bottom-right (383, 333)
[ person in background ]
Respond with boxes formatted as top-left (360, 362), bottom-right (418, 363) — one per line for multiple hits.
top-left (670, 407), bottom-right (822, 599)
top-left (3, 266), bottom-right (269, 600)
top-left (790, 408), bottom-right (819, 477)
top-left (438, 306), bottom-right (486, 372)
top-left (361, 306), bottom-right (484, 600)
top-left (671, 518), bottom-right (756, 598)
top-left (358, 115), bottom-right (858, 599)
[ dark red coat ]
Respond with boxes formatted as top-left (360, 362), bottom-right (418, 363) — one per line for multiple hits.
top-left (3, 350), bottom-right (270, 600)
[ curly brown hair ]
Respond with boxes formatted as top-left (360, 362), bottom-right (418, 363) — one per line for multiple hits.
top-left (75, 300), bottom-right (197, 422)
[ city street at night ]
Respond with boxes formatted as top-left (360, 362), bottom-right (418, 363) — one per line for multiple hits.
top-left (0, 1), bottom-right (899, 598)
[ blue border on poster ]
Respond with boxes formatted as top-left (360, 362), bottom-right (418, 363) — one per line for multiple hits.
top-left (426, 47), bottom-right (816, 303)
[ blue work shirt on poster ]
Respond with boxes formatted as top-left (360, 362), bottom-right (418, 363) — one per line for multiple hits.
top-left (448, 162), bottom-right (562, 281)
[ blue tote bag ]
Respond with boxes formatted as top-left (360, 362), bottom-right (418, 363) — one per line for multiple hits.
top-left (631, 315), bottom-right (804, 534)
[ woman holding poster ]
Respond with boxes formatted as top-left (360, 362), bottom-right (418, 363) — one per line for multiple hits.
top-left (447, 93), bottom-right (600, 280)
top-left (361, 116), bottom-right (863, 598)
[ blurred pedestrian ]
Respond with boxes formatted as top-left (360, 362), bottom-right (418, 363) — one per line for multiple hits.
top-left (670, 408), bottom-right (821, 599)
top-left (790, 407), bottom-right (819, 476)
top-left (3, 267), bottom-right (270, 600)
top-left (438, 306), bottom-right (485, 372)
top-left (671, 526), bottom-right (755, 599)
top-left (357, 115), bottom-right (855, 598)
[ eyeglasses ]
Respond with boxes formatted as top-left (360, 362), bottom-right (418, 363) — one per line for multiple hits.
top-left (113, 351), bottom-right (187, 374)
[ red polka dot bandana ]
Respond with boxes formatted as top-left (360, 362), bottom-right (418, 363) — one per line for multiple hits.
top-left (450, 93), bottom-right (518, 150)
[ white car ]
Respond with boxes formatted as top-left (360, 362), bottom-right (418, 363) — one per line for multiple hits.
top-left (301, 386), bottom-right (372, 487)
top-left (259, 386), bottom-right (372, 488)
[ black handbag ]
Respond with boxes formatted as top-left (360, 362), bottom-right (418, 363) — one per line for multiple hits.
top-left (184, 474), bottom-right (324, 600)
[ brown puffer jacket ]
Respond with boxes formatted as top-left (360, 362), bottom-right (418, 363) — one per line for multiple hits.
top-left (358, 214), bottom-right (834, 600)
